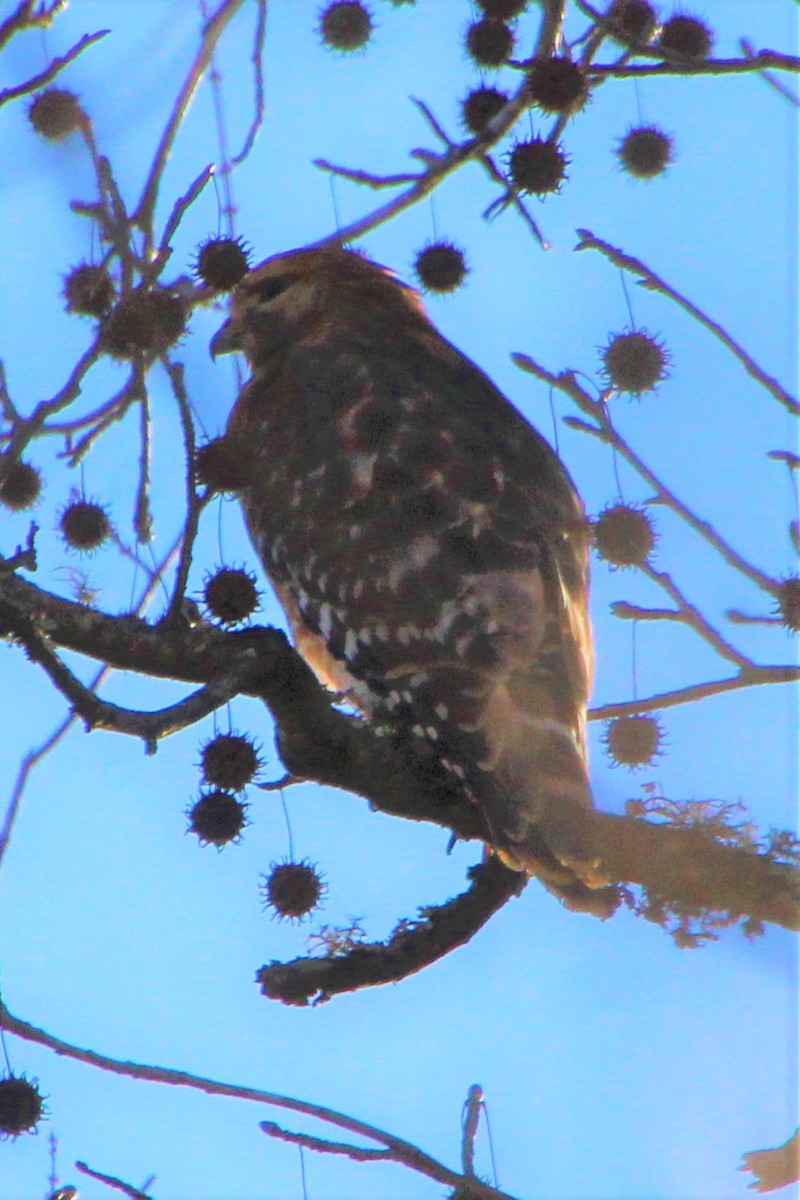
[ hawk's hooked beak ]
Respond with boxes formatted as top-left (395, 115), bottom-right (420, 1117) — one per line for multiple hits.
top-left (210, 318), bottom-right (241, 359)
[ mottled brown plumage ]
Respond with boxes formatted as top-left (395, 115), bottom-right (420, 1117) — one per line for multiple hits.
top-left (211, 246), bottom-right (594, 874)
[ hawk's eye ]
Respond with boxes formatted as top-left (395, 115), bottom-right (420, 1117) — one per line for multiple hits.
top-left (253, 274), bottom-right (293, 303)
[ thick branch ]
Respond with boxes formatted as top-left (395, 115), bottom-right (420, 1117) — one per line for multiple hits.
top-left (257, 858), bottom-right (530, 1006)
top-left (545, 808), bottom-right (799, 934)
top-left (2, 571), bottom-right (796, 935)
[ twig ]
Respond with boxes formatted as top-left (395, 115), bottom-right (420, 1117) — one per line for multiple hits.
top-left (314, 161), bottom-right (421, 189)
top-left (162, 359), bottom-right (204, 623)
top-left (462, 1084), bottom-right (484, 1178)
top-left (479, 152), bottom-right (547, 248)
top-left (0, 29), bottom-right (109, 109)
top-left (740, 37), bottom-right (799, 105)
top-left (0, 1), bottom-right (67, 52)
top-left (637, 563), bottom-right (752, 668)
top-left (309, 77), bottom-right (534, 250)
top-left (0, 523), bottom-right (37, 574)
top-left (155, 165), bottom-right (215, 264)
top-left (75, 1162), bottom-right (151, 1200)
top-left (513, 354), bottom-right (781, 593)
top-left (0, 665), bottom-right (110, 870)
top-left (133, 384), bottom-right (152, 544)
top-left (0, 536), bottom-right (182, 869)
top-left (0, 360), bottom-right (21, 425)
top-left (60, 380), bottom-right (139, 466)
top-left (259, 1121), bottom-right (392, 1162)
top-left (134, 0), bottom-right (248, 245)
top-left (231, 0), bottom-right (267, 166)
top-left (589, 664), bottom-right (800, 721)
top-left (587, 51), bottom-right (800, 79)
top-left (4, 339), bottom-right (104, 459)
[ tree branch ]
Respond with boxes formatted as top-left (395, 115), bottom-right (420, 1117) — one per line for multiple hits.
top-left (0, 999), bottom-right (517, 1200)
top-left (1, 569), bottom-right (796, 939)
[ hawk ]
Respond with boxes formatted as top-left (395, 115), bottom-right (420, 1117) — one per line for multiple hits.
top-left (211, 246), bottom-right (594, 878)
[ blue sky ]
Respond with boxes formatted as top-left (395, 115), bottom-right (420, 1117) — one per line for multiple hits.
top-left (0, 3), bottom-right (797, 1198)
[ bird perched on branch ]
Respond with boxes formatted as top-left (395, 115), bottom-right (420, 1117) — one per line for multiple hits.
top-left (211, 245), bottom-right (595, 881)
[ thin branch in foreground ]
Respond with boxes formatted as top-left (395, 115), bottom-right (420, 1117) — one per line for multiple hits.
top-left (462, 1083), bottom-right (484, 1179)
top-left (260, 1121), bottom-right (393, 1162)
top-left (230, 0), bottom-right (267, 166)
top-left (313, 160), bottom-right (421, 189)
top-left (514, 353), bottom-right (781, 593)
top-left (637, 562), bottom-right (752, 668)
top-left (587, 51), bottom-right (800, 79)
top-left (0, 535), bottom-right (183, 868)
top-left (589, 663), bottom-right (800, 721)
top-left (741, 37), bottom-right (800, 105)
top-left (0, 1000), bottom-right (517, 1200)
top-left (134, 0), bottom-right (248, 245)
top-left (575, 229), bottom-right (800, 416)
top-left (75, 1161), bottom-right (152, 1200)
top-left (0, 662), bottom-right (110, 870)
top-left (0, 28), bottom-right (109, 110)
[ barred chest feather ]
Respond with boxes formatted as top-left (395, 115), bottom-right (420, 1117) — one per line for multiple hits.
top-left (227, 324), bottom-right (594, 866)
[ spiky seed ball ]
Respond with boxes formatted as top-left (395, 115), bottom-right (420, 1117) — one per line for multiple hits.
top-left (477, 0), bottom-right (528, 16)
top-left (0, 1074), bottom-right (45, 1139)
top-left (594, 503), bottom-right (656, 567)
top-left (194, 436), bottom-right (251, 494)
top-left (602, 330), bottom-right (669, 395)
top-left (102, 288), bottom-right (188, 359)
top-left (604, 714), bottom-right (663, 768)
top-left (465, 18), bottom-right (514, 68)
top-left (58, 500), bottom-right (111, 553)
top-left (203, 567), bottom-right (259, 626)
top-left (28, 88), bottom-right (85, 140)
top-left (617, 126), bottom-right (674, 179)
top-left (0, 457), bottom-right (42, 511)
top-left (658, 15), bottom-right (714, 62)
top-left (604, 0), bottom-right (657, 45)
top-left (63, 263), bottom-right (115, 318)
top-left (200, 732), bottom-right (261, 791)
top-left (413, 242), bottom-right (468, 294)
top-left (526, 57), bottom-right (589, 115)
top-left (776, 576), bottom-right (800, 632)
top-left (320, 1), bottom-right (373, 51)
top-left (194, 237), bottom-right (252, 291)
top-left (507, 137), bottom-right (568, 196)
top-left (461, 86), bottom-right (509, 135)
top-left (188, 790), bottom-right (247, 846)
top-left (261, 859), bottom-right (326, 921)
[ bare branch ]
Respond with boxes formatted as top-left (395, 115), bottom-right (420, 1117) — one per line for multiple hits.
top-left (134, 0), bottom-right (248, 243)
top-left (575, 230), bottom-right (800, 417)
top-left (75, 1162), bottom-right (152, 1200)
top-left (257, 859), bottom-right (532, 1005)
top-left (259, 1121), bottom-right (392, 1162)
top-left (231, 0), bottom-right (267, 166)
top-left (0, 29), bottom-right (109, 110)
top-left (587, 51), bottom-right (800, 79)
top-left (513, 354), bottom-right (783, 593)
top-left (0, 1000), bottom-right (518, 1200)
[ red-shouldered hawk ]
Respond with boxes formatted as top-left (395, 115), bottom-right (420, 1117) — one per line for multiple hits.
top-left (211, 246), bottom-right (594, 877)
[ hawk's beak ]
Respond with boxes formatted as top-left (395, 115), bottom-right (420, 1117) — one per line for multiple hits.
top-left (210, 318), bottom-right (241, 359)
